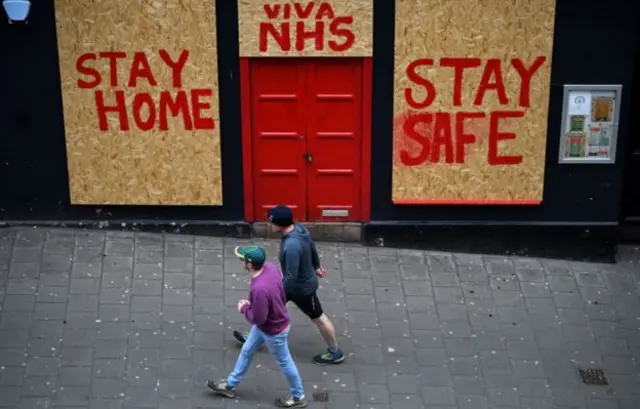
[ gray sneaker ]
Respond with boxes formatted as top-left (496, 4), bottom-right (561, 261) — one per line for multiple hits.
top-left (275, 394), bottom-right (308, 408)
top-left (206, 379), bottom-right (236, 399)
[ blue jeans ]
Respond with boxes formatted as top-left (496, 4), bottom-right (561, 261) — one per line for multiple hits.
top-left (227, 325), bottom-right (304, 399)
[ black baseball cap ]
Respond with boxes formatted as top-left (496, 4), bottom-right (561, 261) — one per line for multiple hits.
top-left (267, 205), bottom-right (293, 227)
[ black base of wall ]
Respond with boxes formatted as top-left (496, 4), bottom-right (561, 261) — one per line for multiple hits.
top-left (619, 224), bottom-right (640, 243)
top-left (363, 222), bottom-right (618, 263)
top-left (0, 220), bottom-right (252, 238)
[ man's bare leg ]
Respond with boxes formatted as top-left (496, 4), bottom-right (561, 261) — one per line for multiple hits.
top-left (311, 314), bottom-right (344, 365)
top-left (313, 314), bottom-right (338, 349)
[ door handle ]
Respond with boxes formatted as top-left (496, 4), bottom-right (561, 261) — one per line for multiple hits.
top-left (303, 153), bottom-right (312, 164)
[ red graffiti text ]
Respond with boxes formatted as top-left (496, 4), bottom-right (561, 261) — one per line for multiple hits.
top-left (76, 50), bottom-right (215, 132)
top-left (259, 1), bottom-right (355, 53)
top-left (399, 56), bottom-right (546, 166)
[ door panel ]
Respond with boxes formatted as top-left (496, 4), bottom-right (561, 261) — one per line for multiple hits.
top-left (249, 58), bottom-right (363, 222)
top-left (250, 60), bottom-right (307, 221)
top-left (305, 60), bottom-right (362, 221)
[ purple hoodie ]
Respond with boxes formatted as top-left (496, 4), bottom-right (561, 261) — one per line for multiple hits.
top-left (239, 262), bottom-right (290, 335)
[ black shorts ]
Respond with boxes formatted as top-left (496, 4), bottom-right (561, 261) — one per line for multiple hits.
top-left (287, 292), bottom-right (324, 320)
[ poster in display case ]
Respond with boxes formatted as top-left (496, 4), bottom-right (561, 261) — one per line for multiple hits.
top-left (558, 85), bottom-right (622, 164)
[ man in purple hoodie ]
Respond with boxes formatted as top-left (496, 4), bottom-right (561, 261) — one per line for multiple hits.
top-left (207, 246), bottom-right (307, 408)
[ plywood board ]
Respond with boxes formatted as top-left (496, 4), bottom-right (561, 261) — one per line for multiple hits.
top-left (238, 0), bottom-right (373, 57)
top-left (393, 0), bottom-right (556, 204)
top-left (55, 0), bottom-right (222, 205)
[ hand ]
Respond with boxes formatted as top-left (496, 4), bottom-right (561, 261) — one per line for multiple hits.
top-left (315, 267), bottom-right (327, 278)
top-left (237, 299), bottom-right (249, 313)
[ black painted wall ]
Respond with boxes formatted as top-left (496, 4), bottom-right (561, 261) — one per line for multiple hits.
top-left (371, 0), bottom-right (640, 223)
top-left (0, 0), bottom-right (638, 224)
top-left (0, 0), bottom-right (244, 221)
top-left (620, 36), bottom-right (640, 223)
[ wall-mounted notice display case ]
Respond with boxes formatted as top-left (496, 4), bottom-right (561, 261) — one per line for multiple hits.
top-left (558, 84), bottom-right (622, 164)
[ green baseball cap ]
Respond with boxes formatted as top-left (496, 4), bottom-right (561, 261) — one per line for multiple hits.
top-left (234, 245), bottom-right (266, 265)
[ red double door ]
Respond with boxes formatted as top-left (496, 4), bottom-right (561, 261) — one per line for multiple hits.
top-left (248, 58), bottom-right (364, 222)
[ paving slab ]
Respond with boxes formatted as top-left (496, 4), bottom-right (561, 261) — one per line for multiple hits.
top-left (0, 227), bottom-right (638, 408)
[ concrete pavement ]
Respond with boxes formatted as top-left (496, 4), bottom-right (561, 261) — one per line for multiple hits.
top-left (0, 227), bottom-right (639, 409)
